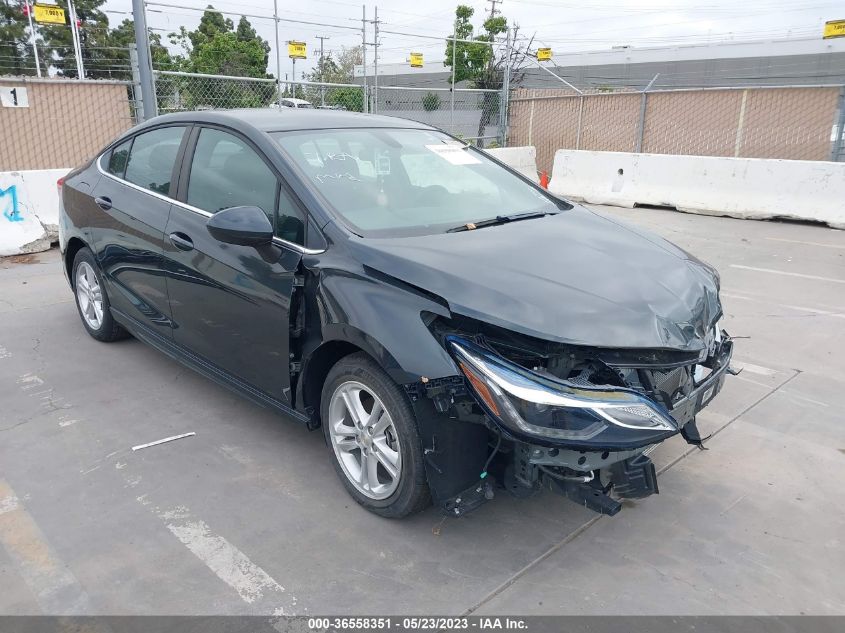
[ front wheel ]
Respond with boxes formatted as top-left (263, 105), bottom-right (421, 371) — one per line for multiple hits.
top-left (321, 352), bottom-right (431, 518)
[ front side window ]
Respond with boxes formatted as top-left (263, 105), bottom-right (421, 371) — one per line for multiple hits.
top-left (187, 128), bottom-right (277, 221)
top-left (273, 128), bottom-right (562, 238)
top-left (124, 126), bottom-right (187, 196)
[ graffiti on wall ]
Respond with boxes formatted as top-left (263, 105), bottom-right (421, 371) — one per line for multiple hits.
top-left (1, 185), bottom-right (22, 222)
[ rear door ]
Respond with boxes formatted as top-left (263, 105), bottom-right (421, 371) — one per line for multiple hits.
top-left (163, 125), bottom-right (307, 401)
top-left (91, 125), bottom-right (189, 334)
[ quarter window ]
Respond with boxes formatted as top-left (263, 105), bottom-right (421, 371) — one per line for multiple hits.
top-left (106, 139), bottom-right (132, 178)
top-left (123, 126), bottom-right (187, 196)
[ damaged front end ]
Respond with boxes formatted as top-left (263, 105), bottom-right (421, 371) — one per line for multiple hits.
top-left (412, 315), bottom-right (733, 517)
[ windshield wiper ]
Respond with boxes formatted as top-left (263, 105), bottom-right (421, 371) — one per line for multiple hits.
top-left (446, 211), bottom-right (554, 233)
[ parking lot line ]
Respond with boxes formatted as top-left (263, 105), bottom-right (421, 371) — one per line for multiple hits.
top-left (0, 479), bottom-right (91, 613)
top-left (729, 264), bottom-right (845, 285)
top-left (136, 496), bottom-right (297, 615)
top-left (764, 237), bottom-right (845, 250)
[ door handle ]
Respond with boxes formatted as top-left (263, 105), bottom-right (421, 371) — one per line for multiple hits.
top-left (94, 196), bottom-right (112, 211)
top-left (169, 232), bottom-right (194, 251)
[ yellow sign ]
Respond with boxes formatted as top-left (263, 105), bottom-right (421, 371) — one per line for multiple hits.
top-left (537, 48), bottom-right (552, 62)
top-left (410, 52), bottom-right (423, 68)
top-left (287, 41), bottom-right (306, 59)
top-left (823, 19), bottom-right (845, 39)
top-left (33, 4), bottom-right (66, 25)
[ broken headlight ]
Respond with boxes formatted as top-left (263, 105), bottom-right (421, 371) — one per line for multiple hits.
top-left (448, 337), bottom-right (678, 450)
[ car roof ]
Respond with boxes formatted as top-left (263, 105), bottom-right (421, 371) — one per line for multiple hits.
top-left (137, 108), bottom-right (435, 134)
top-left (279, 98), bottom-right (311, 105)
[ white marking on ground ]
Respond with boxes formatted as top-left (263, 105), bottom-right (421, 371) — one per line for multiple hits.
top-left (155, 506), bottom-right (296, 612)
top-left (732, 361), bottom-right (777, 376)
top-left (0, 345), bottom-right (10, 359)
top-left (58, 416), bottom-right (79, 428)
top-left (733, 374), bottom-right (774, 390)
top-left (778, 390), bottom-right (830, 409)
top-left (764, 237), bottom-right (845, 250)
top-left (0, 493), bottom-right (20, 515)
top-left (721, 292), bottom-right (845, 319)
top-left (0, 480), bottom-right (91, 613)
top-left (16, 373), bottom-right (44, 390)
top-left (729, 265), bottom-right (845, 285)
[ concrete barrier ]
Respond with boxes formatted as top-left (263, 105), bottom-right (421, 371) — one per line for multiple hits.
top-left (1, 168), bottom-right (69, 256)
top-left (549, 150), bottom-right (845, 230)
top-left (486, 146), bottom-right (539, 183)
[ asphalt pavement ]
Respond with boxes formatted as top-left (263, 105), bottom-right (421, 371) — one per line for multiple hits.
top-left (0, 206), bottom-right (843, 616)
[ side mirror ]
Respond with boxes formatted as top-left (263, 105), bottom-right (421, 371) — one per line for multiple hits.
top-left (206, 206), bottom-right (273, 246)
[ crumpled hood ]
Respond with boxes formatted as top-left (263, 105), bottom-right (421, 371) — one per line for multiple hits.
top-left (347, 206), bottom-right (722, 352)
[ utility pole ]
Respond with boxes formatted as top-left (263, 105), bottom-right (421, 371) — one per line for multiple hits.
top-left (487, 0), bottom-right (501, 19)
top-left (316, 35), bottom-right (330, 106)
top-left (361, 4), bottom-right (367, 114)
top-left (499, 26), bottom-right (512, 147)
top-left (450, 18), bottom-right (457, 134)
top-left (131, 0), bottom-right (156, 119)
top-left (373, 6), bottom-right (379, 114)
top-left (360, 7), bottom-right (379, 114)
top-left (273, 0), bottom-right (282, 104)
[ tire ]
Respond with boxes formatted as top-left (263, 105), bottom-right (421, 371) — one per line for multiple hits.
top-left (321, 352), bottom-right (431, 518)
top-left (71, 247), bottom-right (129, 342)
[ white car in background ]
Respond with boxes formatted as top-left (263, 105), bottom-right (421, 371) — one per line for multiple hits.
top-left (273, 98), bottom-right (314, 109)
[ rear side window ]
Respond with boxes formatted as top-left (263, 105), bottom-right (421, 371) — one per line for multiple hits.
top-left (124, 126), bottom-right (187, 196)
top-left (106, 139), bottom-right (132, 177)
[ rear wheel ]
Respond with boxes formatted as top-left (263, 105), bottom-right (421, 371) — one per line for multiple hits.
top-left (72, 248), bottom-right (128, 342)
top-left (321, 352), bottom-right (430, 518)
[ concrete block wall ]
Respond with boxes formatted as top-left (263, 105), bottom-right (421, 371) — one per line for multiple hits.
top-left (1, 169), bottom-right (69, 256)
top-left (548, 150), bottom-right (845, 229)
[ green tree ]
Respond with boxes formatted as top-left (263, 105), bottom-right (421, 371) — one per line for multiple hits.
top-left (188, 5), bottom-right (233, 49)
top-left (305, 45), bottom-right (362, 84)
top-left (104, 18), bottom-right (182, 80)
top-left (443, 5), bottom-right (506, 141)
top-left (327, 86), bottom-right (363, 112)
top-left (162, 8), bottom-right (273, 110)
top-left (422, 91), bottom-right (441, 111)
top-left (37, 0), bottom-right (115, 78)
top-left (0, 0), bottom-right (38, 76)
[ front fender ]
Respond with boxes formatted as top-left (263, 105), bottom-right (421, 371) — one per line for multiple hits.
top-left (311, 265), bottom-right (458, 385)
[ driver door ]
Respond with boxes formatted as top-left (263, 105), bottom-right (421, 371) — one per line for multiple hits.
top-left (163, 126), bottom-right (307, 401)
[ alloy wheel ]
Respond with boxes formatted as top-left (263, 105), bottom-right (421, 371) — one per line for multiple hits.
top-left (75, 261), bottom-right (104, 330)
top-left (327, 380), bottom-right (402, 500)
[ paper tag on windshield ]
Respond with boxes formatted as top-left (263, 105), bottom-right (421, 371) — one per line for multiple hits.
top-left (425, 143), bottom-right (481, 165)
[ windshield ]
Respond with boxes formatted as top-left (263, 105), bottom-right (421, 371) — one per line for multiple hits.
top-left (272, 128), bottom-right (564, 237)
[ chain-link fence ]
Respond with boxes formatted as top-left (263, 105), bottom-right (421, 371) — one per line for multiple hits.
top-left (375, 86), bottom-right (503, 147)
top-left (153, 70), bottom-right (366, 115)
top-left (0, 76), bottom-right (135, 171)
top-left (508, 85), bottom-right (845, 173)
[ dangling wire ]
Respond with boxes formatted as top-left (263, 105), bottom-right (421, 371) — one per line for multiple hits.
top-left (479, 430), bottom-right (502, 480)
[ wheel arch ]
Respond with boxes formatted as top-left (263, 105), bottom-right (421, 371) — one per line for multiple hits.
top-left (296, 325), bottom-right (408, 427)
top-left (64, 236), bottom-right (89, 288)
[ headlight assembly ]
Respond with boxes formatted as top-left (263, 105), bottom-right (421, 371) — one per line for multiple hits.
top-left (449, 336), bottom-right (678, 450)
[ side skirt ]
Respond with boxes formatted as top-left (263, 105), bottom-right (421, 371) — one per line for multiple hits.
top-left (111, 307), bottom-right (311, 426)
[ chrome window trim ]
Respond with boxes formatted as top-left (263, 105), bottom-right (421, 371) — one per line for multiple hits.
top-left (95, 153), bottom-right (326, 255)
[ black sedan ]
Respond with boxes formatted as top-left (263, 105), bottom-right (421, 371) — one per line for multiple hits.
top-left (58, 109), bottom-right (733, 518)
